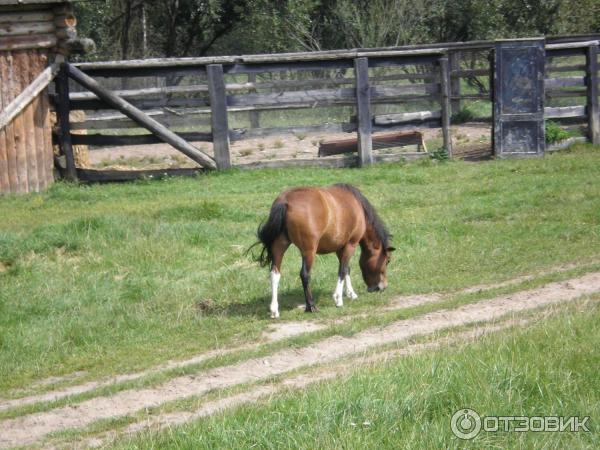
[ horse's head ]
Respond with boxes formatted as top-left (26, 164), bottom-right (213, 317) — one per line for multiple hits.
top-left (359, 242), bottom-right (395, 292)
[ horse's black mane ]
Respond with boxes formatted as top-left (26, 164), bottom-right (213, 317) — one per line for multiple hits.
top-left (334, 183), bottom-right (391, 248)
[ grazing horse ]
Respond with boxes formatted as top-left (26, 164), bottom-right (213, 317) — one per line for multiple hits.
top-left (253, 183), bottom-right (395, 318)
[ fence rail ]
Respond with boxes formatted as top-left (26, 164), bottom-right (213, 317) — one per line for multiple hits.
top-left (48, 35), bottom-right (600, 182)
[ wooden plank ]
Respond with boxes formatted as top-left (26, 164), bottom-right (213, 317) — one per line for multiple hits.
top-left (225, 60), bottom-right (354, 74)
top-left (67, 83), bottom-right (210, 101)
top-left (544, 105), bottom-right (586, 118)
top-left (237, 155), bottom-right (359, 170)
top-left (230, 123), bottom-right (355, 141)
top-left (0, 52), bottom-right (8, 193)
top-left (0, 21), bottom-right (55, 37)
top-left (449, 51), bottom-right (461, 114)
top-left (0, 63), bottom-right (59, 131)
top-left (236, 152), bottom-right (427, 170)
top-left (318, 131), bottom-right (424, 157)
top-left (0, 11), bottom-right (54, 23)
top-left (227, 87), bottom-right (437, 109)
top-left (546, 47), bottom-right (587, 58)
top-left (247, 73), bottom-right (260, 128)
top-left (32, 62), bottom-right (48, 190)
top-left (67, 64), bottom-right (217, 169)
top-left (64, 95), bottom-right (210, 111)
top-left (374, 110), bottom-right (441, 125)
top-left (207, 64), bottom-right (230, 169)
top-left (546, 40), bottom-right (599, 50)
top-left (545, 89), bottom-right (587, 98)
top-left (76, 167), bottom-right (204, 183)
top-left (544, 76), bottom-right (585, 89)
top-left (21, 54), bottom-right (38, 192)
top-left (546, 64), bottom-right (586, 73)
top-left (354, 57), bottom-right (373, 166)
top-left (40, 77), bottom-right (54, 186)
top-left (67, 131), bottom-right (212, 146)
top-left (439, 57), bottom-right (452, 157)
top-left (451, 68), bottom-right (489, 77)
top-left (587, 45), bottom-right (599, 144)
top-left (12, 52), bottom-right (29, 192)
top-left (0, 33), bottom-right (56, 51)
top-left (70, 114), bottom-right (211, 131)
top-left (0, 52), bottom-right (19, 192)
top-left (66, 90), bottom-right (438, 112)
top-left (55, 64), bottom-right (77, 180)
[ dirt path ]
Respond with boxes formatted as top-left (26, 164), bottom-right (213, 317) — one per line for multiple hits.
top-left (83, 316), bottom-right (535, 448)
top-left (1, 259), bottom-right (596, 414)
top-left (1, 271), bottom-right (599, 449)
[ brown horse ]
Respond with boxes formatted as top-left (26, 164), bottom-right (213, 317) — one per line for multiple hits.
top-left (254, 183), bottom-right (395, 318)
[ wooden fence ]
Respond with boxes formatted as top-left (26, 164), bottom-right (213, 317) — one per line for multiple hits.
top-left (50, 34), bottom-right (600, 182)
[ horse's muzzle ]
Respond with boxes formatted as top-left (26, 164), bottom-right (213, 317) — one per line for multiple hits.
top-left (367, 282), bottom-right (387, 293)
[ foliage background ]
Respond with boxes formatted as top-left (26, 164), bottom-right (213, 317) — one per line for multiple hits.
top-left (74, 0), bottom-right (600, 61)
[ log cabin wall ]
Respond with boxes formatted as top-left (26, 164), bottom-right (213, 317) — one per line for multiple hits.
top-left (0, 2), bottom-right (75, 194)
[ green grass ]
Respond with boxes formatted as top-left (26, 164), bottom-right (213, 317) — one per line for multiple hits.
top-left (107, 299), bottom-right (600, 449)
top-left (1, 144), bottom-right (600, 396)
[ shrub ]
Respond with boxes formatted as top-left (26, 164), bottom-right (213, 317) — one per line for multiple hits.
top-left (545, 121), bottom-right (570, 144)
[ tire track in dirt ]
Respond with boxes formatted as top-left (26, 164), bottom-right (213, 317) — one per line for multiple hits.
top-left (3, 260), bottom-right (593, 413)
top-left (1, 271), bottom-right (599, 449)
top-left (78, 316), bottom-right (536, 449)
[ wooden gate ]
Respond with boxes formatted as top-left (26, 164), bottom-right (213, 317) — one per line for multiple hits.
top-left (493, 38), bottom-right (546, 157)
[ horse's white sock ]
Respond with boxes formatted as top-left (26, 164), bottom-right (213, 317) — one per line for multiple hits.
top-left (345, 274), bottom-right (358, 300)
top-left (270, 271), bottom-right (281, 319)
top-left (333, 277), bottom-right (344, 307)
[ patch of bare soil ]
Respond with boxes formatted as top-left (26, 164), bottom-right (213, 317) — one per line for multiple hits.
top-left (87, 125), bottom-right (491, 169)
top-left (2, 271), bottom-right (599, 449)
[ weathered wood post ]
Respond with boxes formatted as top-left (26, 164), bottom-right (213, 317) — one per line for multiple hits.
top-left (55, 63), bottom-right (77, 180)
top-left (449, 50), bottom-right (461, 115)
top-left (439, 56), bottom-right (453, 157)
top-left (247, 73), bottom-right (260, 129)
top-left (354, 57), bottom-right (373, 166)
top-left (493, 38), bottom-right (545, 157)
top-left (207, 64), bottom-right (231, 169)
top-left (586, 44), bottom-right (599, 144)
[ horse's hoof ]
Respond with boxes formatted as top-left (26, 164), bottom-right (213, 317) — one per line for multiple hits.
top-left (347, 292), bottom-right (358, 300)
top-left (333, 293), bottom-right (343, 307)
top-left (270, 311), bottom-right (280, 319)
top-left (305, 305), bottom-right (318, 313)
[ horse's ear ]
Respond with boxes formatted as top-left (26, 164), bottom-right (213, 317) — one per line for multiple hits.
top-left (387, 246), bottom-right (396, 252)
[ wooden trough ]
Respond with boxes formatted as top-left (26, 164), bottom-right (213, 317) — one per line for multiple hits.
top-left (319, 131), bottom-right (427, 157)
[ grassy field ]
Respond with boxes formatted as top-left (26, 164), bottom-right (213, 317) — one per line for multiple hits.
top-left (1, 144), bottom-right (599, 399)
top-left (111, 299), bottom-right (600, 449)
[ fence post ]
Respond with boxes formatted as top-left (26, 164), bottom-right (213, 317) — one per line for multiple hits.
top-left (439, 56), bottom-right (453, 157)
top-left (449, 50), bottom-right (461, 115)
top-left (354, 57), bottom-right (373, 166)
top-left (586, 44), bottom-right (599, 144)
top-left (247, 73), bottom-right (260, 129)
top-left (55, 63), bottom-right (77, 181)
top-left (207, 64), bottom-right (231, 169)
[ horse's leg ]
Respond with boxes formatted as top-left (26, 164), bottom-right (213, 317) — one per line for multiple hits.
top-left (334, 244), bottom-right (358, 306)
top-left (344, 267), bottom-right (359, 300)
top-left (270, 235), bottom-right (289, 319)
top-left (300, 251), bottom-right (317, 313)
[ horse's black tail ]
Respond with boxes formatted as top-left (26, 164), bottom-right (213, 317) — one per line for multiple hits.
top-left (250, 202), bottom-right (287, 268)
